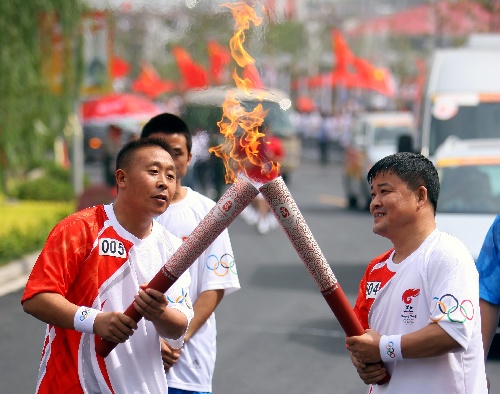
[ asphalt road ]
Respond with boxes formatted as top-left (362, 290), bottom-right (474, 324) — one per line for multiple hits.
top-left (2, 158), bottom-right (500, 393)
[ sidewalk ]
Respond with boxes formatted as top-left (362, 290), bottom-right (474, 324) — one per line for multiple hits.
top-left (0, 251), bottom-right (39, 297)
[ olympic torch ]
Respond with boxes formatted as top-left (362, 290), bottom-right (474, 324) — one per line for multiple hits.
top-left (96, 176), bottom-right (260, 357)
top-left (259, 176), bottom-right (390, 384)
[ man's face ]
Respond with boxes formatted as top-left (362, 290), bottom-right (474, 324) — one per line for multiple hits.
top-left (369, 171), bottom-right (419, 240)
top-left (148, 132), bottom-right (192, 181)
top-left (120, 146), bottom-right (176, 218)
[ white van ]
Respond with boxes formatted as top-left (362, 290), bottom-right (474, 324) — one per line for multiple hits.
top-left (343, 111), bottom-right (416, 210)
top-left (435, 137), bottom-right (500, 259)
top-left (181, 86), bottom-right (301, 182)
top-left (418, 47), bottom-right (500, 159)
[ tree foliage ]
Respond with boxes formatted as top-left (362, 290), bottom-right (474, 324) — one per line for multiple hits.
top-left (0, 1), bottom-right (86, 194)
top-left (264, 20), bottom-right (306, 57)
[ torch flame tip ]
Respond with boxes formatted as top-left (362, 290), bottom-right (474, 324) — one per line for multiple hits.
top-left (212, 0), bottom-right (282, 186)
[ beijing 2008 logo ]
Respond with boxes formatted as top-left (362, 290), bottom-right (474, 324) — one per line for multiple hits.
top-left (276, 203), bottom-right (295, 229)
top-left (215, 197), bottom-right (234, 220)
top-left (222, 200), bottom-right (233, 212)
top-left (279, 206), bottom-right (290, 218)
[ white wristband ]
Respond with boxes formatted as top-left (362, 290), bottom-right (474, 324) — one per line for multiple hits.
top-left (379, 334), bottom-right (403, 362)
top-left (74, 306), bottom-right (101, 334)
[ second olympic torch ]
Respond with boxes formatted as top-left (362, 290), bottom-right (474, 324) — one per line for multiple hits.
top-left (259, 176), bottom-right (390, 385)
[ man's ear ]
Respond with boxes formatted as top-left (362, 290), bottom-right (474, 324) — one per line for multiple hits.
top-left (116, 169), bottom-right (126, 187)
top-left (417, 185), bottom-right (428, 206)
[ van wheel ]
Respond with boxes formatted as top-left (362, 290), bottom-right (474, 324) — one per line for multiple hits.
top-left (357, 181), bottom-right (371, 211)
top-left (348, 195), bottom-right (357, 209)
top-left (344, 176), bottom-right (358, 210)
top-left (359, 197), bottom-right (371, 211)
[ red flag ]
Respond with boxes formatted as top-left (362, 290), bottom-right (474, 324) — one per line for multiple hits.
top-left (172, 46), bottom-right (208, 90)
top-left (207, 40), bottom-right (231, 85)
top-left (351, 57), bottom-right (373, 85)
top-left (131, 63), bottom-right (177, 98)
top-left (111, 56), bottom-right (130, 79)
top-left (332, 29), bottom-right (354, 76)
top-left (242, 63), bottom-right (264, 89)
top-left (352, 57), bottom-right (395, 96)
top-left (292, 30), bottom-right (394, 96)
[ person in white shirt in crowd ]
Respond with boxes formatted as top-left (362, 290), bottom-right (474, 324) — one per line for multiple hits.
top-left (190, 129), bottom-right (212, 197)
top-left (141, 113), bottom-right (240, 394)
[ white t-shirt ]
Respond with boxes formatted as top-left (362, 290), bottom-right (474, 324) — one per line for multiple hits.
top-left (157, 187), bottom-right (241, 392)
top-left (361, 230), bottom-right (487, 394)
top-left (22, 204), bottom-right (193, 394)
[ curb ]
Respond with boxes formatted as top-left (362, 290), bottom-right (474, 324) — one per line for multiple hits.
top-left (0, 251), bottom-right (40, 297)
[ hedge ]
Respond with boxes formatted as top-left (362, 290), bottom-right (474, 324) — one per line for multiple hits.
top-left (0, 200), bottom-right (74, 266)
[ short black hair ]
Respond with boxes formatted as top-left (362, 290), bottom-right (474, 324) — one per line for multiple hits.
top-left (367, 152), bottom-right (440, 214)
top-left (116, 137), bottom-right (175, 173)
top-left (140, 113), bottom-right (192, 154)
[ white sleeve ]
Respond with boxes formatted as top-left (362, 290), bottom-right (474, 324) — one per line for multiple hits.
top-left (426, 236), bottom-right (478, 350)
top-left (163, 271), bottom-right (194, 349)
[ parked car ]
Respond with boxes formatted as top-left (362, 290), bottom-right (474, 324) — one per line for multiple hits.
top-left (343, 111), bottom-right (416, 210)
top-left (181, 86), bottom-right (301, 183)
top-left (435, 137), bottom-right (500, 260)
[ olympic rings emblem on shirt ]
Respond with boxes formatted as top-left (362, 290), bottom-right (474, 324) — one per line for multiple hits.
top-left (206, 253), bottom-right (237, 277)
top-left (167, 287), bottom-right (187, 304)
top-left (429, 293), bottom-right (474, 323)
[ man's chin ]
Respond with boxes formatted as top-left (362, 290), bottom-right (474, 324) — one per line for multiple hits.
top-left (372, 225), bottom-right (385, 237)
top-left (151, 203), bottom-right (169, 218)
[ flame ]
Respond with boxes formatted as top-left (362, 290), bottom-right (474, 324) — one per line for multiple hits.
top-left (209, 1), bottom-right (281, 185)
top-left (224, 2), bottom-right (262, 91)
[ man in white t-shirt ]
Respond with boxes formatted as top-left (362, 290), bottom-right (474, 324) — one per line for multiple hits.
top-left (141, 113), bottom-right (240, 394)
top-left (21, 138), bottom-right (193, 393)
top-left (346, 152), bottom-right (487, 393)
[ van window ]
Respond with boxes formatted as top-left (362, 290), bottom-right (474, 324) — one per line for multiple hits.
top-left (429, 101), bottom-right (500, 156)
top-left (373, 126), bottom-right (412, 147)
top-left (438, 164), bottom-right (500, 214)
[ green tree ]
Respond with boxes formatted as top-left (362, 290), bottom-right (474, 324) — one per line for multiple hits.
top-left (0, 1), bottom-right (86, 194)
top-left (264, 20), bottom-right (306, 58)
